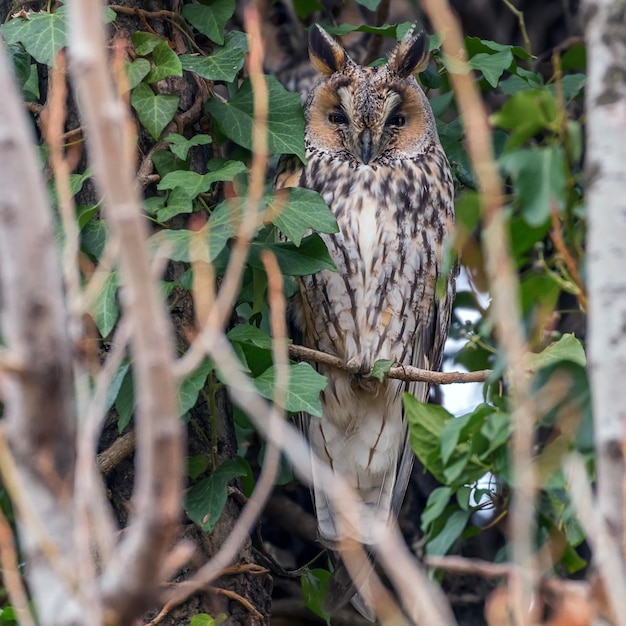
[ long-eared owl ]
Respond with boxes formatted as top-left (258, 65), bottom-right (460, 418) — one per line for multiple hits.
top-left (275, 23), bottom-right (456, 617)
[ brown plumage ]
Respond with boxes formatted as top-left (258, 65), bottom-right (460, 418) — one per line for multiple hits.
top-left (275, 23), bottom-right (457, 619)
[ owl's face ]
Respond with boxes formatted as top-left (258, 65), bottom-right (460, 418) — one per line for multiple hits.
top-left (305, 25), bottom-right (437, 165)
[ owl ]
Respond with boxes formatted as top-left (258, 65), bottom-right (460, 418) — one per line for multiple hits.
top-left (275, 23), bottom-right (456, 619)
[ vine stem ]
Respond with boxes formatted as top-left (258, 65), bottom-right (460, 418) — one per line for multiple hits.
top-left (501, 0), bottom-right (532, 55)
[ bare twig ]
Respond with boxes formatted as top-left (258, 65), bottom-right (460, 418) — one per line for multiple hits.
top-left (420, 2), bottom-right (535, 624)
top-left (157, 12), bottom-right (286, 611)
top-left (500, 0), bottom-right (532, 55)
top-left (97, 431), bottom-right (137, 477)
top-left (0, 508), bottom-right (36, 626)
top-left (426, 555), bottom-right (510, 579)
top-left (287, 343), bottom-right (491, 384)
top-left (67, 1), bottom-right (184, 622)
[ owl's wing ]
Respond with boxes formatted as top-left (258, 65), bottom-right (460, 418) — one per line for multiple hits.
top-left (274, 155), bottom-right (306, 191)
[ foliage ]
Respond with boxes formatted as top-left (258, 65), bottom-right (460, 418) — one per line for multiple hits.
top-left (0, 0), bottom-right (590, 622)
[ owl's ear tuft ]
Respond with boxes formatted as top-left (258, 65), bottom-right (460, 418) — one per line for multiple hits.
top-left (388, 24), bottom-right (429, 78)
top-left (309, 24), bottom-right (348, 75)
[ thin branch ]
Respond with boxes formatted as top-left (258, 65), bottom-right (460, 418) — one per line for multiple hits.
top-left (67, 1), bottom-right (184, 622)
top-left (0, 507), bottom-right (36, 626)
top-left (420, 2), bottom-right (536, 625)
top-left (156, 12), bottom-right (286, 611)
top-left (97, 431), bottom-right (136, 477)
top-left (287, 343), bottom-right (491, 384)
top-left (500, 0), bottom-right (532, 55)
top-left (426, 555), bottom-right (510, 579)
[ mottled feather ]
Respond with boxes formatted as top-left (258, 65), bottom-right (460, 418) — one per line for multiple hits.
top-left (275, 23), bottom-right (456, 619)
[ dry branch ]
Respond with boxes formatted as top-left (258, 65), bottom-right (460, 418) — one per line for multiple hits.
top-left (421, 2), bottom-right (536, 624)
top-left (0, 35), bottom-right (81, 625)
top-left (67, 0), bottom-right (184, 622)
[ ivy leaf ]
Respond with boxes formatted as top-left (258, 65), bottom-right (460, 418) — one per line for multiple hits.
top-left (125, 58), bottom-right (151, 90)
top-left (371, 359), bottom-right (394, 383)
top-left (131, 31), bottom-right (162, 56)
top-left (145, 40), bottom-right (183, 83)
top-left (404, 395), bottom-right (452, 484)
top-left (1, 8), bottom-right (66, 66)
top-left (469, 49), bottom-right (513, 87)
top-left (104, 362), bottom-right (131, 415)
top-left (190, 614), bottom-right (227, 626)
top-left (7, 44), bottom-right (31, 87)
top-left (158, 161), bottom-right (247, 196)
top-left (248, 235), bottom-right (336, 276)
top-left (301, 569), bottom-right (331, 625)
top-left (266, 188), bottom-right (338, 246)
top-left (491, 90), bottom-right (557, 150)
top-left (165, 133), bottom-right (212, 160)
top-left (156, 187), bottom-right (193, 222)
top-left (325, 22), bottom-right (411, 38)
top-left (500, 145), bottom-right (565, 226)
top-left (186, 460), bottom-right (246, 533)
top-left (353, 0), bottom-right (382, 10)
top-left (254, 362), bottom-right (327, 416)
top-left (426, 509), bottom-right (471, 556)
top-left (116, 369), bottom-right (135, 433)
top-left (227, 325), bottom-right (274, 350)
top-left (421, 487), bottom-right (453, 532)
top-left (206, 76), bottom-right (306, 161)
top-left (178, 359), bottom-right (214, 414)
top-left (527, 333), bottom-right (586, 370)
top-left (182, 0), bottom-right (235, 45)
top-left (130, 83), bottom-right (179, 140)
top-left (180, 31), bottom-right (248, 83)
top-left (91, 271), bottom-right (119, 338)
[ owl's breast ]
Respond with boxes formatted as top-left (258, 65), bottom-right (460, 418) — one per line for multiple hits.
top-left (299, 150), bottom-right (453, 367)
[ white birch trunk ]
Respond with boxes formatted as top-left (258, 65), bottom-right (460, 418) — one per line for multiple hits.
top-left (585, 0), bottom-right (626, 614)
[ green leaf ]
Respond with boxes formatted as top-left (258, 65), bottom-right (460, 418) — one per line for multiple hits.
top-left (248, 235), bottom-right (336, 276)
top-left (421, 486), bottom-right (452, 532)
top-left (206, 76), bottom-right (306, 160)
top-left (500, 145), bottom-right (565, 226)
top-left (405, 395), bottom-right (453, 483)
top-left (426, 509), bottom-right (471, 556)
top-left (92, 272), bottom-right (119, 337)
top-left (527, 333), bottom-right (586, 370)
top-left (165, 133), bottom-right (212, 160)
top-left (158, 161), bottom-right (247, 195)
top-left (1, 8), bottom-right (66, 66)
top-left (116, 369), bottom-right (135, 432)
top-left (189, 614), bottom-right (227, 626)
top-left (145, 40), bottom-right (183, 83)
top-left (267, 188), bottom-right (338, 246)
top-left (325, 22), bottom-right (411, 38)
top-left (156, 187), bottom-right (193, 222)
top-left (491, 90), bottom-right (557, 150)
top-left (440, 414), bottom-right (473, 465)
top-left (469, 49), bottom-right (513, 87)
top-left (186, 460), bottom-right (246, 533)
top-left (293, 0), bottom-right (323, 19)
top-left (465, 36), bottom-right (530, 60)
top-left (124, 58), bottom-right (151, 90)
top-left (188, 455), bottom-right (210, 479)
top-left (254, 362), bottom-right (327, 416)
top-left (354, 0), bottom-right (382, 10)
top-left (180, 31), bottom-right (248, 83)
top-left (104, 362), bottom-right (131, 414)
top-left (371, 359), bottom-right (394, 383)
top-left (130, 83), bottom-right (179, 140)
top-left (178, 359), bottom-right (214, 414)
top-left (301, 569), bottom-right (331, 625)
top-left (548, 73), bottom-right (586, 101)
top-left (228, 325), bottom-right (274, 350)
top-left (131, 31), bottom-right (162, 56)
top-left (182, 0), bottom-right (235, 45)
top-left (7, 44), bottom-right (31, 87)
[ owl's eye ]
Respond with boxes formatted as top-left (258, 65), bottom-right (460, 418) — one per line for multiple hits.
top-left (328, 112), bottom-right (347, 124)
top-left (387, 114), bottom-right (406, 127)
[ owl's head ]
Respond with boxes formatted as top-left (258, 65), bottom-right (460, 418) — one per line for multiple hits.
top-left (305, 24), bottom-right (437, 164)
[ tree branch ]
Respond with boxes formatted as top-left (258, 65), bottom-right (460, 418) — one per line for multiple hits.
top-left (67, 0), bottom-right (184, 622)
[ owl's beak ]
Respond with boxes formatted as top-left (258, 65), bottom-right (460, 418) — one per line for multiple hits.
top-left (359, 128), bottom-right (372, 164)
